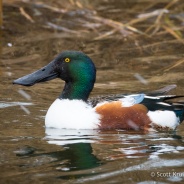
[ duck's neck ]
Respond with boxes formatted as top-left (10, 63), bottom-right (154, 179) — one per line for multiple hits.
top-left (59, 81), bottom-right (94, 101)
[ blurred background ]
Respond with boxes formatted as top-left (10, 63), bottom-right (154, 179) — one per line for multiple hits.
top-left (1, 0), bottom-right (184, 95)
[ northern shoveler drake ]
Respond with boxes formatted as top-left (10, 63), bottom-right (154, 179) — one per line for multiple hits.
top-left (13, 51), bottom-right (184, 131)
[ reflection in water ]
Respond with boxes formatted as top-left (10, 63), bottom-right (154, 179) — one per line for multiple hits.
top-left (60, 143), bottom-right (101, 171)
top-left (45, 128), bottom-right (102, 176)
top-left (35, 143), bottom-right (102, 172)
top-left (45, 128), bottom-right (99, 145)
top-left (43, 128), bottom-right (184, 181)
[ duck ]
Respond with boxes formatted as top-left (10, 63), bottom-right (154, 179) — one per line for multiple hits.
top-left (13, 51), bottom-right (184, 130)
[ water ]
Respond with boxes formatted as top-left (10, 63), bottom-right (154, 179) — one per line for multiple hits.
top-left (1, 0), bottom-right (184, 183)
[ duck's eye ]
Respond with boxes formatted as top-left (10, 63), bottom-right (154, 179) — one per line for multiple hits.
top-left (64, 58), bottom-right (71, 63)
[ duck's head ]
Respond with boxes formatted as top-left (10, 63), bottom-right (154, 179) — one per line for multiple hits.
top-left (13, 51), bottom-right (96, 101)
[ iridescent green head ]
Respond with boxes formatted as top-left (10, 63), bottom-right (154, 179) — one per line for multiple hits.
top-left (13, 51), bottom-right (96, 101)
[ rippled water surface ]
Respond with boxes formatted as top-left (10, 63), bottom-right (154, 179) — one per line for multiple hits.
top-left (1, 0), bottom-right (184, 183)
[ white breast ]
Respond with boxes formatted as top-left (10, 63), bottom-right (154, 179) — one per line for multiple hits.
top-left (45, 99), bottom-right (100, 129)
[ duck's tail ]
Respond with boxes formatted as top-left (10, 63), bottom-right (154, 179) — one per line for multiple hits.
top-left (144, 95), bottom-right (184, 124)
top-left (146, 85), bottom-right (184, 123)
top-left (171, 101), bottom-right (184, 123)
